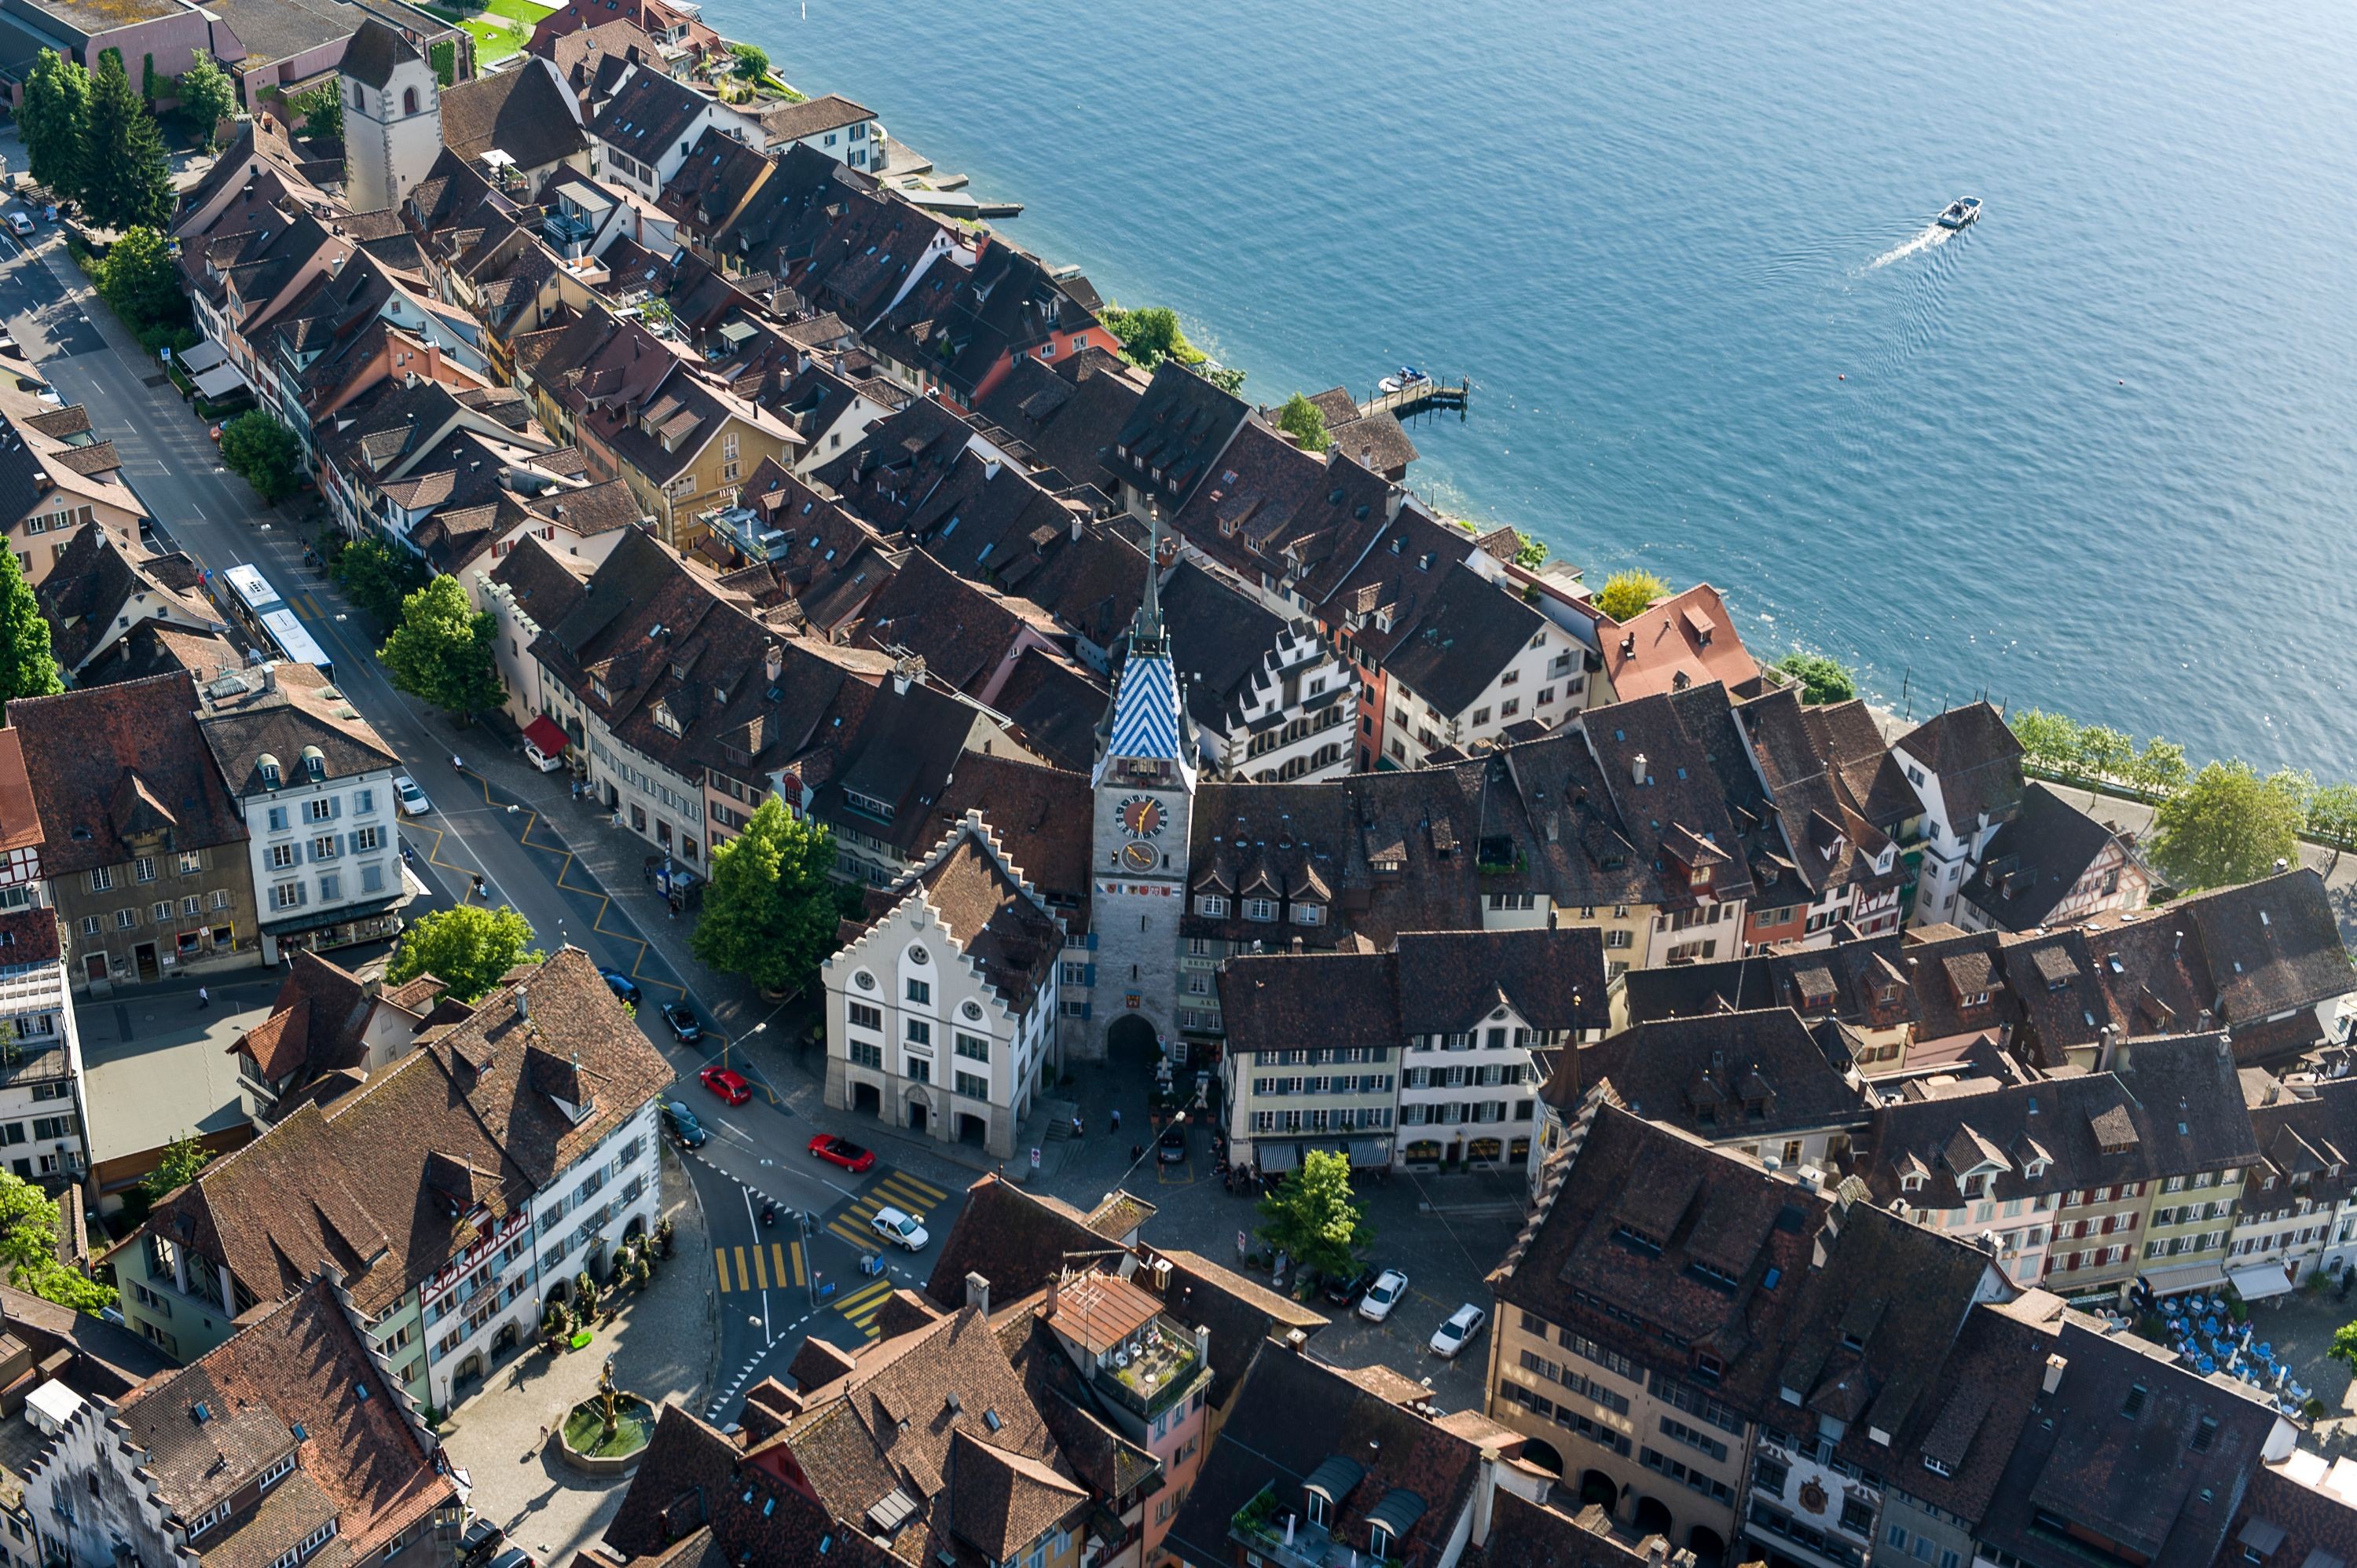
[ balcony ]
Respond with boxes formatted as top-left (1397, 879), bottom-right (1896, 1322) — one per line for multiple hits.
top-left (543, 207), bottom-right (597, 258)
top-left (1230, 1486), bottom-right (1410, 1568)
top-left (1091, 1317), bottom-right (1204, 1421)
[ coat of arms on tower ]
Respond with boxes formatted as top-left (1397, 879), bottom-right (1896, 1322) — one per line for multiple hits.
top-left (1798, 1478), bottom-right (1830, 1515)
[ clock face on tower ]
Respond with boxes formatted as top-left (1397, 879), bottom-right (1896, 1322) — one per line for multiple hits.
top-left (1116, 794), bottom-right (1166, 840)
top-left (1122, 841), bottom-right (1160, 871)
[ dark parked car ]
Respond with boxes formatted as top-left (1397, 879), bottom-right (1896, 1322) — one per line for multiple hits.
top-left (661, 1099), bottom-right (707, 1149)
top-left (459, 1516), bottom-right (504, 1567)
top-left (599, 967), bottom-right (641, 1006)
top-left (660, 1000), bottom-right (702, 1042)
top-left (1322, 1263), bottom-right (1374, 1307)
top-left (1157, 1125), bottom-right (1189, 1163)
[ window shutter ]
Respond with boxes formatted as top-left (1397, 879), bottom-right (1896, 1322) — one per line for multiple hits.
top-left (1085, 932), bottom-right (1098, 950)
top-left (330, 796), bottom-right (342, 819)
top-left (1079, 1002), bottom-right (1091, 1020)
top-left (1082, 965), bottom-right (1094, 987)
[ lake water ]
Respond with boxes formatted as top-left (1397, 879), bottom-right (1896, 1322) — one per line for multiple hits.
top-left (697, 0), bottom-right (2357, 776)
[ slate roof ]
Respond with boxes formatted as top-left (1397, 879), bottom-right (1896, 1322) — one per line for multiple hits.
top-left (115, 1277), bottom-right (455, 1563)
top-left (1108, 360), bottom-right (1252, 515)
top-left (440, 58), bottom-right (589, 172)
top-left (1163, 1334), bottom-right (1482, 1568)
top-left (5, 673), bottom-right (247, 877)
top-left (1380, 559), bottom-right (1546, 717)
top-left (336, 18), bottom-right (416, 89)
top-left (1583, 1009), bottom-right (1871, 1143)
top-left (1897, 701), bottom-right (2025, 828)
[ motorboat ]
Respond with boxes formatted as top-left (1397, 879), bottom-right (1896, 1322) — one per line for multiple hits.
top-left (1937, 196), bottom-right (1982, 229)
top-left (1378, 376), bottom-right (1402, 394)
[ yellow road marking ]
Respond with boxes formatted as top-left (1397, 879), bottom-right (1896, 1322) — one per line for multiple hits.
top-left (732, 1247), bottom-right (749, 1292)
top-left (878, 1174), bottom-right (943, 1209)
top-left (837, 1280), bottom-right (894, 1326)
top-left (828, 1217), bottom-right (882, 1251)
top-left (754, 1244), bottom-right (769, 1291)
top-left (779, 1243), bottom-right (796, 1288)
top-left (882, 1171), bottom-right (948, 1204)
top-left (713, 1248), bottom-right (731, 1292)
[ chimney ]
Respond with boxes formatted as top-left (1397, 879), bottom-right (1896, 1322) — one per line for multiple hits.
top-left (764, 642), bottom-right (783, 683)
top-left (1473, 1447), bottom-right (1501, 1546)
top-left (1290, 936), bottom-right (1304, 954)
top-left (515, 987), bottom-right (529, 1022)
top-left (2043, 1353), bottom-right (2067, 1393)
top-left (984, 456), bottom-right (1002, 482)
top-left (965, 1272), bottom-right (989, 1317)
top-left (2095, 1024), bottom-right (2117, 1072)
top-left (1648, 1541), bottom-right (1669, 1568)
top-left (1193, 1322), bottom-right (1209, 1367)
top-left (1632, 751), bottom-right (1648, 786)
top-left (2197, 1008), bottom-right (2214, 1032)
top-left (1045, 1275), bottom-right (1061, 1320)
top-left (1285, 1328), bottom-right (1307, 1354)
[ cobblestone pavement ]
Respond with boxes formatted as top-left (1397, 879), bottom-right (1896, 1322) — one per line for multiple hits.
top-left (438, 1151), bottom-right (715, 1566)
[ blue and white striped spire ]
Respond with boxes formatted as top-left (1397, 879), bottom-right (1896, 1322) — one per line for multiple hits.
top-left (1093, 508), bottom-right (1197, 789)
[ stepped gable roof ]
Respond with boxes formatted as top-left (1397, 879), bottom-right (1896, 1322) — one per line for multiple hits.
top-left (2115, 1031), bottom-right (2262, 1176)
top-left (1768, 1196), bottom-right (2007, 1461)
top-left (117, 1277), bottom-right (455, 1564)
top-left (1220, 951), bottom-right (1399, 1054)
top-left (1996, 927), bottom-right (2112, 1067)
top-left (887, 812), bottom-right (1061, 1013)
top-left (992, 648), bottom-right (1109, 775)
top-left (1490, 1105), bottom-right (1830, 1411)
top-left (1580, 685), bottom-right (1758, 907)
top-left (1622, 932), bottom-right (1920, 1034)
top-left (1895, 701), bottom-right (2025, 826)
top-left (1963, 782), bottom-right (2132, 929)
top-left (338, 19), bottom-right (417, 90)
top-left (927, 754), bottom-right (1091, 913)
top-left (1164, 1328), bottom-right (1482, 1568)
top-left (1867, 1072), bottom-right (2156, 1209)
top-left (1393, 927), bottom-right (1609, 1034)
top-left (810, 394), bottom-right (976, 533)
top-left (5, 674), bottom-right (246, 875)
top-left (1148, 1247), bottom-right (1329, 1411)
top-left (922, 1173), bottom-right (1137, 1312)
top-left (1977, 1317), bottom-right (2284, 1568)
top-left (2183, 870), bottom-right (2355, 1028)
top-left (487, 533), bottom-right (595, 635)
top-left (973, 346), bottom-right (1144, 486)
top-left (1379, 558), bottom-right (1547, 716)
top-left (1584, 1008), bottom-right (1869, 1142)
top-left (869, 240), bottom-right (1102, 404)
top-left (1108, 360), bottom-right (1252, 514)
top-left (1599, 582), bottom-right (1761, 702)
top-left (442, 58), bottom-right (588, 173)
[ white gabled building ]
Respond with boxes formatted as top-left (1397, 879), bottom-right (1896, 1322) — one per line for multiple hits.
top-left (1889, 702), bottom-right (2025, 927)
top-left (823, 811), bottom-right (1064, 1162)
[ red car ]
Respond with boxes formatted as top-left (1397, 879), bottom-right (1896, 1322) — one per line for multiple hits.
top-left (808, 1134), bottom-right (875, 1173)
top-left (698, 1066), bottom-right (752, 1106)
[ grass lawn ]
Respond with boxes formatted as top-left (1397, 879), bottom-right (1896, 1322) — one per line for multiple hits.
top-left (423, 0), bottom-right (556, 64)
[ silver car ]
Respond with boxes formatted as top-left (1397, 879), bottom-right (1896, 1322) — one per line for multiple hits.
top-left (1358, 1268), bottom-right (1409, 1323)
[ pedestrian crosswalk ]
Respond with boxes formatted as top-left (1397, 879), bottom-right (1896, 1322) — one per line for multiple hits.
top-left (825, 1170), bottom-right (949, 1253)
top-left (713, 1242), bottom-right (795, 1294)
top-left (834, 1278), bottom-right (896, 1339)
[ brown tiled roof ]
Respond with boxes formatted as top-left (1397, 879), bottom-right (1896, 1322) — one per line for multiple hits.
top-left (922, 1173), bottom-right (1120, 1313)
top-left (1475, 1491), bottom-right (1659, 1568)
top-left (1895, 701), bottom-right (2025, 828)
top-left (116, 1277), bottom-right (454, 1561)
top-left (1149, 1247), bottom-right (1329, 1410)
top-left (1582, 1008), bottom-right (1870, 1143)
top-left (5, 673), bottom-right (247, 877)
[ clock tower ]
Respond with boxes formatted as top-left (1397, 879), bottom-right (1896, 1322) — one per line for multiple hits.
top-left (1087, 516), bottom-right (1197, 1063)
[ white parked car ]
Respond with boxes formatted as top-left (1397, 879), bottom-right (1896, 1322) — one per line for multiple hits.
top-left (1429, 1302), bottom-right (1487, 1358)
top-left (1358, 1268), bottom-right (1409, 1324)
top-left (6, 213), bottom-right (32, 237)
top-left (871, 1205), bottom-right (929, 1251)
top-left (394, 775), bottom-right (431, 815)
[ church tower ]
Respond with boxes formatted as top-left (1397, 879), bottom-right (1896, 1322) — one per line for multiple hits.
top-left (1087, 517), bottom-right (1197, 1064)
top-left (340, 20), bottom-right (443, 214)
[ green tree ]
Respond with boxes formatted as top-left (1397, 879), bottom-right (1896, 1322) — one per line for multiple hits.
top-left (1255, 1149), bottom-right (1370, 1283)
top-left (1512, 532), bottom-right (1547, 569)
top-left (93, 226), bottom-right (185, 333)
top-left (1104, 304), bottom-right (1186, 368)
top-left (730, 42), bottom-right (769, 79)
top-left (141, 1134), bottom-right (212, 1203)
top-left (387, 903), bottom-right (544, 1003)
top-left (1775, 650), bottom-right (1857, 705)
top-left (80, 49), bottom-right (174, 229)
top-left (2307, 782), bottom-right (2357, 874)
top-left (2007, 709), bottom-right (2078, 775)
top-left (379, 574), bottom-right (504, 720)
top-left (2127, 737), bottom-right (2190, 800)
top-left (331, 535), bottom-right (430, 627)
top-left (0, 548), bottom-right (62, 705)
top-left (0, 1171), bottom-right (112, 1313)
top-left (20, 51), bottom-right (90, 196)
top-left (175, 53), bottom-right (239, 148)
top-left (2150, 760), bottom-right (2311, 891)
top-left (2332, 1319), bottom-right (2357, 1377)
top-left (1200, 363), bottom-right (1248, 395)
top-left (289, 81), bottom-right (343, 139)
top-left (2070, 724), bottom-right (2135, 789)
top-left (427, 39), bottom-right (456, 90)
top-left (218, 411), bottom-right (304, 502)
top-left (1593, 569), bottom-right (1669, 623)
top-left (690, 797), bottom-right (841, 995)
top-left (1274, 392), bottom-right (1330, 453)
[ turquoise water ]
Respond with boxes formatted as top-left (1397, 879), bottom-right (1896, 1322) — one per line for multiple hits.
top-left (702, 0), bottom-right (2357, 775)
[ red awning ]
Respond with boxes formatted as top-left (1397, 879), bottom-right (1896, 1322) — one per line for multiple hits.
top-left (524, 716), bottom-right (570, 757)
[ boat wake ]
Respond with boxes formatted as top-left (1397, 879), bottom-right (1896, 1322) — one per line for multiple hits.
top-left (1869, 223), bottom-right (1954, 269)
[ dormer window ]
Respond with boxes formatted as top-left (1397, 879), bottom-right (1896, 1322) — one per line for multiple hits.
top-left (258, 753), bottom-right (280, 789)
top-left (1197, 896), bottom-right (1228, 918)
top-left (1901, 1172), bottom-right (1926, 1192)
top-left (1291, 902), bottom-right (1324, 926)
top-left (1243, 898), bottom-right (1277, 923)
top-left (1369, 1523), bottom-right (1396, 1559)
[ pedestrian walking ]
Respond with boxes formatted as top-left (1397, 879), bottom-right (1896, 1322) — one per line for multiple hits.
top-left (1110, 1107), bottom-right (1121, 1132)
top-left (196, 986), bottom-right (209, 1009)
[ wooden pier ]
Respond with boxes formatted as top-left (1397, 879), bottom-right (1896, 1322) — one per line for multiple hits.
top-left (1359, 376), bottom-right (1471, 420)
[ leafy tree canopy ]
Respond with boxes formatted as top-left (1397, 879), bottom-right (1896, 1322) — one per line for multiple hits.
top-left (0, 1171), bottom-right (112, 1313)
top-left (20, 52), bottom-right (90, 196)
top-left (1775, 650), bottom-right (1857, 705)
top-left (141, 1134), bottom-right (212, 1202)
top-left (175, 53), bottom-right (238, 146)
top-left (379, 574), bottom-right (504, 720)
top-left (387, 903), bottom-right (544, 1003)
top-left (2150, 760), bottom-right (2311, 891)
top-left (0, 546), bottom-right (62, 705)
top-left (1512, 532), bottom-right (1547, 569)
top-left (731, 42), bottom-right (769, 79)
top-left (289, 81), bottom-right (343, 140)
top-left (332, 535), bottom-right (431, 628)
top-left (1255, 1149), bottom-right (1371, 1283)
top-left (93, 225), bottom-right (185, 333)
top-left (2307, 782), bottom-right (2357, 871)
top-left (1593, 569), bottom-right (1669, 623)
top-left (219, 412), bottom-right (304, 502)
top-left (1274, 391), bottom-right (1330, 453)
top-left (690, 797), bottom-right (841, 995)
top-left (80, 49), bottom-right (174, 230)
